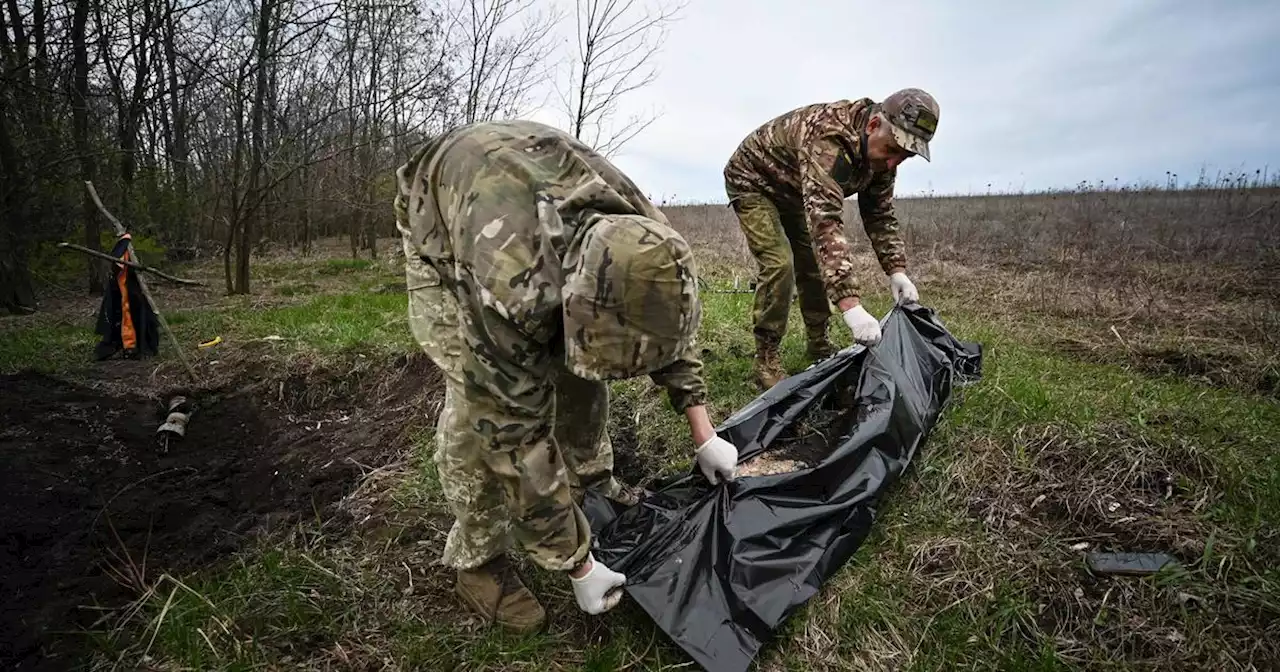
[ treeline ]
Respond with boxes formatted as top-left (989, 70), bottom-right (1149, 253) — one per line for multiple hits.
top-left (0, 0), bottom-right (680, 312)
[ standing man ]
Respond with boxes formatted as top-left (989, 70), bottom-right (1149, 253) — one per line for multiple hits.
top-left (394, 119), bottom-right (741, 633)
top-left (723, 88), bottom-right (938, 389)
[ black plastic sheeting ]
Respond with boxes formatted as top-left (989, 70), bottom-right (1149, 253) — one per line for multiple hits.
top-left (583, 304), bottom-right (983, 672)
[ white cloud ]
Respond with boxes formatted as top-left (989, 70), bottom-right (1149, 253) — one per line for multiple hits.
top-left (523, 0), bottom-right (1280, 201)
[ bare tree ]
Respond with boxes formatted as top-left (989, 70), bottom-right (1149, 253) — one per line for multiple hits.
top-left (1, 0), bottom-right (69, 313)
top-left (1, 0), bottom-right (560, 308)
top-left (96, 0), bottom-right (166, 223)
top-left (0, 95), bottom-right (37, 313)
top-left (559, 0), bottom-right (682, 156)
top-left (72, 0), bottom-right (104, 294)
top-left (443, 0), bottom-right (561, 125)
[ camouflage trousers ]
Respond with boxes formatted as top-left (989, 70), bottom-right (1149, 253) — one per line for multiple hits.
top-left (400, 235), bottom-right (622, 572)
top-left (728, 191), bottom-right (833, 345)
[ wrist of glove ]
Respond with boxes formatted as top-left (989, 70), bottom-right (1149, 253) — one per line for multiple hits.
top-left (695, 435), bottom-right (738, 484)
top-left (570, 552), bottom-right (627, 615)
top-left (889, 271), bottom-right (919, 306)
top-left (842, 304), bottom-right (883, 346)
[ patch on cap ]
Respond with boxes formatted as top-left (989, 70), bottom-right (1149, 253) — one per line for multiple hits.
top-left (881, 88), bottom-right (939, 162)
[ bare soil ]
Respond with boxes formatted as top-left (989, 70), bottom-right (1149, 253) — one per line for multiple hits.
top-left (0, 353), bottom-right (442, 672)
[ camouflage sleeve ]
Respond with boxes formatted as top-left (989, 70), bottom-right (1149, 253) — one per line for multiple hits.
top-left (857, 168), bottom-right (907, 274)
top-left (799, 137), bottom-right (862, 305)
top-left (648, 353), bottom-right (708, 414)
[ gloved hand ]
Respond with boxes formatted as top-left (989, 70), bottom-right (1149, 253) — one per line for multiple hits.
top-left (842, 304), bottom-right (882, 346)
top-left (570, 552), bottom-right (627, 615)
top-left (889, 272), bottom-right (919, 305)
top-left (695, 435), bottom-right (738, 484)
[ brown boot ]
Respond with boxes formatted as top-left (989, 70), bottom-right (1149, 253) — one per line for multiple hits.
top-left (455, 556), bottom-right (546, 633)
top-left (805, 324), bottom-right (835, 362)
top-left (754, 336), bottom-right (786, 390)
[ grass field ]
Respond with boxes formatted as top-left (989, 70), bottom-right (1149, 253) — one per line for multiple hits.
top-left (2, 185), bottom-right (1278, 671)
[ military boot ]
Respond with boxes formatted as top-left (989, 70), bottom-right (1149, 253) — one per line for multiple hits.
top-left (455, 555), bottom-right (546, 633)
top-left (754, 336), bottom-right (787, 390)
top-left (805, 323), bottom-right (835, 362)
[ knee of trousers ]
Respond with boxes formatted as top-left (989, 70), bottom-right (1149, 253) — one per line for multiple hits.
top-left (756, 249), bottom-right (795, 283)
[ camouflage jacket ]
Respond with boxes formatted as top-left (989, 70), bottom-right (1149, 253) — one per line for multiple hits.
top-left (723, 98), bottom-right (907, 305)
top-left (395, 120), bottom-right (708, 431)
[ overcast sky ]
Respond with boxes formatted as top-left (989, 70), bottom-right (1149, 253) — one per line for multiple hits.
top-left (524, 0), bottom-right (1280, 203)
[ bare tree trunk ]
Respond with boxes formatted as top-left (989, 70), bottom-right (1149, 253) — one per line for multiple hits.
top-left (345, 2), bottom-right (360, 259)
top-left (125, 4), bottom-right (154, 222)
top-left (163, 0), bottom-right (190, 246)
top-left (0, 95), bottom-right (36, 314)
top-left (301, 158), bottom-right (313, 256)
top-left (72, 0), bottom-right (103, 295)
top-left (362, 5), bottom-right (380, 260)
top-left (1, 0), bottom-right (38, 314)
top-left (31, 0), bottom-right (46, 81)
top-left (224, 64), bottom-right (247, 295)
top-left (1, 0), bottom-right (18, 56)
top-left (237, 0), bottom-right (273, 294)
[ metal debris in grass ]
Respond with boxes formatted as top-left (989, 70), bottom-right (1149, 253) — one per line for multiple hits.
top-left (1086, 551), bottom-right (1179, 576)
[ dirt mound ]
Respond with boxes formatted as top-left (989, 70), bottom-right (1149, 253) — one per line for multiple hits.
top-left (0, 353), bottom-right (442, 671)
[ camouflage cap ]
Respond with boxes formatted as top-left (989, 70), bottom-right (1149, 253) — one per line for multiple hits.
top-left (562, 214), bottom-right (701, 381)
top-left (880, 88), bottom-right (939, 162)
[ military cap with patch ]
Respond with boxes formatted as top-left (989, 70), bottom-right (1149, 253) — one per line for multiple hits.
top-left (881, 88), bottom-right (940, 162)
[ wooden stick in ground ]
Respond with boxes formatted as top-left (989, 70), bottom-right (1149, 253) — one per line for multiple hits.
top-left (84, 180), bottom-right (198, 384)
top-left (56, 242), bottom-right (205, 286)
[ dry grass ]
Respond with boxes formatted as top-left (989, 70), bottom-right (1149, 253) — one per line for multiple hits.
top-left (665, 185), bottom-right (1280, 401)
top-left (668, 184), bottom-right (1280, 269)
top-left (937, 422), bottom-right (1277, 669)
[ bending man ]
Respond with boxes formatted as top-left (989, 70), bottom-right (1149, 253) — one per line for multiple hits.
top-left (723, 88), bottom-right (939, 389)
top-left (394, 119), bottom-right (740, 632)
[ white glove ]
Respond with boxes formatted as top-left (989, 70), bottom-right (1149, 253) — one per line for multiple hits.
top-left (695, 435), bottom-right (738, 484)
top-left (570, 552), bottom-right (627, 615)
top-left (842, 304), bottom-right (882, 346)
top-left (890, 272), bottom-right (919, 305)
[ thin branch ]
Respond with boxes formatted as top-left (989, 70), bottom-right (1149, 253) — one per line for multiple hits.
top-left (56, 243), bottom-right (206, 286)
top-left (561, 0), bottom-right (682, 155)
top-left (87, 179), bottom-right (128, 235)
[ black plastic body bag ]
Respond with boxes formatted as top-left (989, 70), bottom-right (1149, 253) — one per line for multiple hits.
top-left (582, 304), bottom-right (983, 672)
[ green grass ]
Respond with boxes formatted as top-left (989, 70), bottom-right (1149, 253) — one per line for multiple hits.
top-left (166, 292), bottom-right (415, 353)
top-left (0, 255), bottom-right (411, 375)
top-left (318, 258), bottom-right (377, 274)
top-left (0, 320), bottom-right (98, 373)
top-left (0, 291), bottom-right (415, 376)
top-left (9, 253), bottom-right (1278, 670)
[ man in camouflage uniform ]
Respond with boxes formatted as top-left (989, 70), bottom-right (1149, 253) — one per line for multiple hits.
top-left (723, 88), bottom-right (938, 389)
top-left (394, 119), bottom-right (741, 632)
